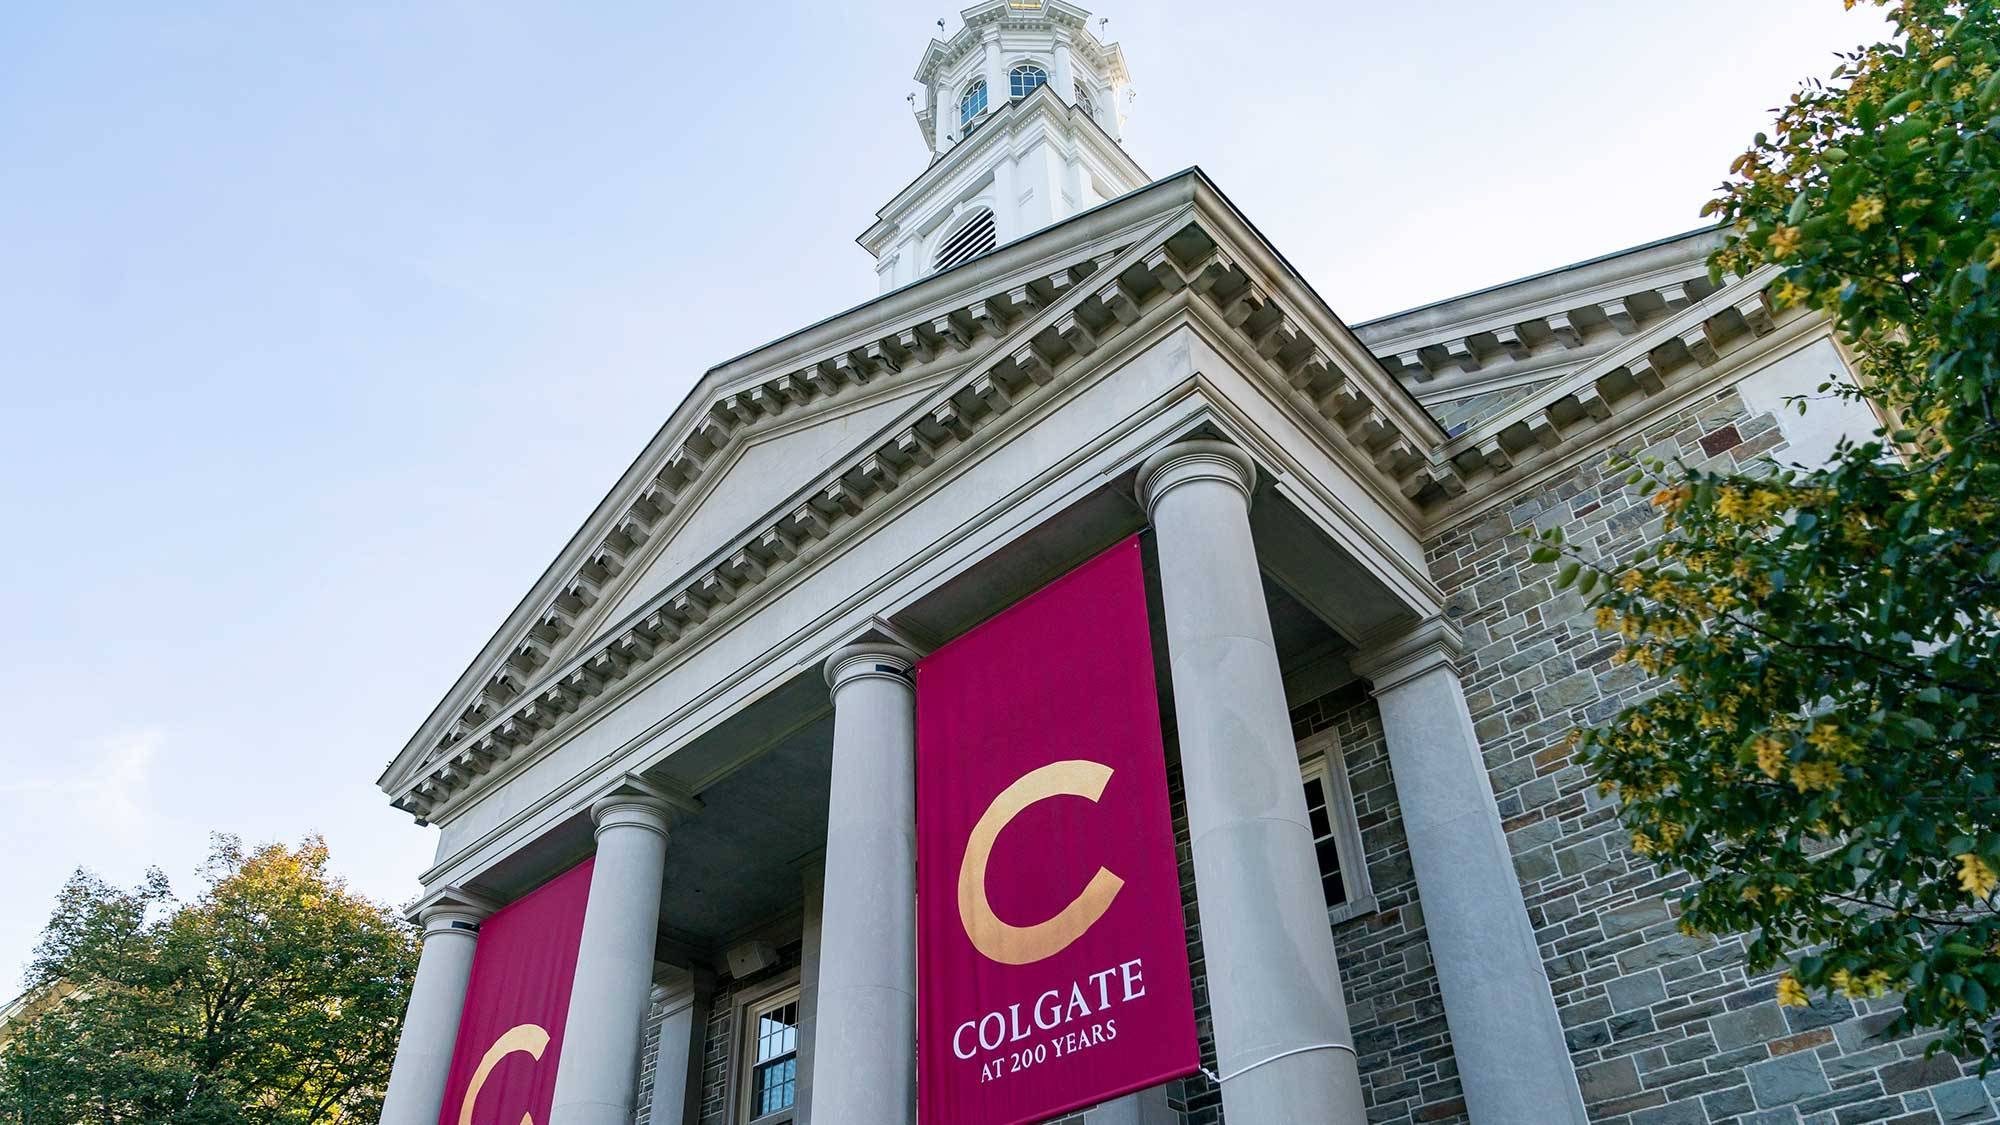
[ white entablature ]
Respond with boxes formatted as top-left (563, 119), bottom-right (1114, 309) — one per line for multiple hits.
top-left (863, 0), bottom-right (1143, 294)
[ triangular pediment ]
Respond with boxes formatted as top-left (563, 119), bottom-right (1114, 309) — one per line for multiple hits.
top-left (559, 379), bottom-right (950, 658)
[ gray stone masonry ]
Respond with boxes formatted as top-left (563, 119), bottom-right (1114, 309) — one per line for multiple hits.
top-left (1420, 382), bottom-right (1993, 1125)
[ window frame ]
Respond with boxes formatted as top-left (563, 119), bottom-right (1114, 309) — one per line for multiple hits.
top-left (1296, 728), bottom-right (1375, 925)
top-left (1009, 63), bottom-right (1049, 100)
top-left (733, 975), bottom-right (803, 1125)
top-left (958, 78), bottom-right (988, 133)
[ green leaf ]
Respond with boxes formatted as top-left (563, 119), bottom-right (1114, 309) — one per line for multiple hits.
top-left (1557, 562), bottom-right (1581, 589)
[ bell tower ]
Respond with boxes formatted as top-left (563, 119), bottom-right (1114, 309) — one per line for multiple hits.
top-left (860, 1), bottom-right (1148, 293)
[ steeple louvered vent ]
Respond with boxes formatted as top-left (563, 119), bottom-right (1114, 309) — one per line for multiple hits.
top-left (933, 210), bottom-right (998, 272)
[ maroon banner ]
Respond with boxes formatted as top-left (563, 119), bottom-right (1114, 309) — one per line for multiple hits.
top-left (917, 536), bottom-right (1198, 1125)
top-left (437, 859), bottom-right (593, 1125)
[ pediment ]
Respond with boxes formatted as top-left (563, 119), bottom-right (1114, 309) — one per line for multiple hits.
top-left (561, 380), bottom-right (950, 657)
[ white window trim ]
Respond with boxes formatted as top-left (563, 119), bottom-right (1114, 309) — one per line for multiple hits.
top-left (1297, 728), bottom-right (1375, 925)
top-left (733, 973), bottom-right (802, 1125)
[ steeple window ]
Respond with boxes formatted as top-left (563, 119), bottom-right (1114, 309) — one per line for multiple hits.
top-left (1075, 80), bottom-right (1094, 120)
top-left (1009, 64), bottom-right (1048, 100)
top-left (958, 79), bottom-right (988, 135)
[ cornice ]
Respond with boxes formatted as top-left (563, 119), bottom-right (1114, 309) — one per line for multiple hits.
top-left (1360, 236), bottom-right (1727, 395)
top-left (1424, 301), bottom-right (1829, 535)
top-left (915, 1), bottom-right (1102, 85)
top-left (1414, 265), bottom-right (1795, 531)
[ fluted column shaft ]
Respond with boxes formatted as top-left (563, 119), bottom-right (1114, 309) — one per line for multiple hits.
top-left (1137, 440), bottom-right (1367, 1123)
top-left (811, 644), bottom-right (920, 1125)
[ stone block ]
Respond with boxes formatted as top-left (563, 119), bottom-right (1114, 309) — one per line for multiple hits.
top-left (1931, 1077), bottom-right (1996, 1123)
top-left (1880, 1053), bottom-right (1963, 1093)
top-left (1601, 898), bottom-right (1672, 939)
top-left (1514, 846), bottom-right (1559, 882)
top-left (1566, 1020), bottom-right (1611, 1051)
top-left (1577, 1055), bottom-right (1641, 1104)
top-left (1632, 1100), bottom-right (1709, 1125)
top-left (1703, 1083), bottom-right (1758, 1119)
top-left (1618, 931), bottom-right (1710, 973)
top-left (1749, 1051), bottom-right (1831, 1107)
top-left (1542, 670), bottom-right (1600, 712)
top-left (1834, 1008), bottom-right (1905, 1052)
top-left (1821, 1043), bottom-right (1900, 1080)
top-left (1558, 838), bottom-right (1611, 877)
top-left (1607, 970), bottom-right (1668, 1013)
top-left (1783, 993), bottom-right (1854, 1033)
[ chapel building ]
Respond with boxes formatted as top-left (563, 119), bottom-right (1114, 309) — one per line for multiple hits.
top-left (374, 5), bottom-right (1965, 1124)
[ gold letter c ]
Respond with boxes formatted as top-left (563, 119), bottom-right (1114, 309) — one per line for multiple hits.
top-left (459, 1022), bottom-right (549, 1125)
top-left (958, 759), bottom-right (1126, 965)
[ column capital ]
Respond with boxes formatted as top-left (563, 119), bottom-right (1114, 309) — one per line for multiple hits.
top-left (588, 774), bottom-right (701, 841)
top-left (1134, 439), bottom-right (1257, 521)
top-left (823, 642), bottom-right (918, 693)
top-left (1350, 614), bottom-right (1468, 695)
top-left (406, 885), bottom-right (499, 936)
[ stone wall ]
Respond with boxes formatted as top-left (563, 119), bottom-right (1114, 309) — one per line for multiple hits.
top-left (1425, 377), bottom-right (1998, 1124)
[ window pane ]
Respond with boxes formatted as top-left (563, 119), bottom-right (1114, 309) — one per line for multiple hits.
top-left (1308, 802), bottom-right (1332, 840)
top-left (754, 1056), bottom-right (797, 1115)
top-left (1315, 838), bottom-right (1346, 907)
top-left (959, 81), bottom-right (987, 128)
top-left (756, 1001), bottom-right (799, 1063)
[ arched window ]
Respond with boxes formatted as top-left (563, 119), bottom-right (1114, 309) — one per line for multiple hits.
top-left (958, 79), bottom-right (988, 133)
top-left (1010, 64), bottom-right (1048, 100)
top-left (933, 210), bottom-right (998, 272)
top-left (1074, 80), bottom-right (1094, 120)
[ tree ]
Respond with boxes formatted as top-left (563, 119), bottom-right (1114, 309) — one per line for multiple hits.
top-left (1529, 0), bottom-right (2000, 1060)
top-left (0, 837), bottom-right (418, 1124)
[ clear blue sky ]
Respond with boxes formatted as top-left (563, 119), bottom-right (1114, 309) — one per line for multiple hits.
top-left (0, 0), bottom-right (1885, 986)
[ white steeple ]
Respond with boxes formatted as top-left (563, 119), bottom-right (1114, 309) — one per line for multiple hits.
top-left (860, 1), bottom-right (1148, 293)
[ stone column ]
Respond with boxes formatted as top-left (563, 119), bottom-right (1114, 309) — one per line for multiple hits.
top-left (643, 979), bottom-right (710, 1125)
top-left (1135, 440), bottom-right (1367, 1123)
top-left (550, 778), bottom-right (694, 1125)
top-left (812, 643), bottom-right (920, 1125)
top-left (1353, 617), bottom-right (1589, 1123)
top-left (379, 889), bottom-right (495, 1125)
